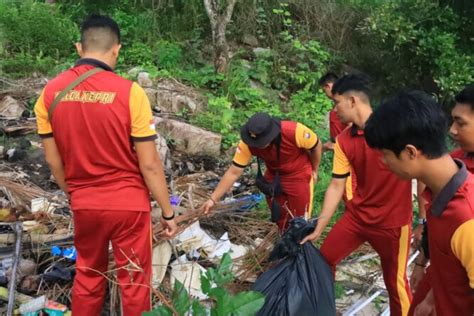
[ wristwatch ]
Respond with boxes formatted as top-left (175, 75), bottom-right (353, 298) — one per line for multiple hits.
top-left (417, 218), bottom-right (427, 225)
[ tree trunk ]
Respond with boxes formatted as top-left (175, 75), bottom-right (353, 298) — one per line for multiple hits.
top-left (203, 0), bottom-right (237, 73)
top-left (45, 0), bottom-right (56, 3)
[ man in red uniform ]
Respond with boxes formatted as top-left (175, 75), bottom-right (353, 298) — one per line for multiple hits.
top-left (319, 72), bottom-right (355, 209)
top-left (318, 72), bottom-right (349, 151)
top-left (364, 90), bottom-right (474, 316)
top-left (34, 15), bottom-right (178, 315)
top-left (201, 112), bottom-right (322, 231)
top-left (404, 85), bottom-right (474, 315)
top-left (302, 74), bottom-right (413, 316)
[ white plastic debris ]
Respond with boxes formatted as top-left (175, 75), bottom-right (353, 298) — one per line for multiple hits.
top-left (229, 244), bottom-right (247, 259)
top-left (173, 221), bottom-right (218, 256)
top-left (31, 197), bottom-right (47, 213)
top-left (209, 232), bottom-right (231, 259)
top-left (170, 255), bottom-right (207, 300)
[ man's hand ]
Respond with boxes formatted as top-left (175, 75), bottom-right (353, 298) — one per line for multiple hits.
top-left (323, 141), bottom-right (335, 152)
top-left (160, 217), bottom-right (178, 237)
top-left (410, 265), bottom-right (425, 294)
top-left (300, 230), bottom-right (321, 245)
top-left (201, 199), bottom-right (216, 214)
top-left (414, 289), bottom-right (436, 316)
top-left (413, 224), bottom-right (424, 250)
top-left (312, 170), bottom-right (318, 184)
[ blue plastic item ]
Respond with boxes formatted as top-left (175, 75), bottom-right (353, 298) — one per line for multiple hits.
top-left (51, 246), bottom-right (77, 261)
top-left (170, 195), bottom-right (181, 206)
top-left (51, 246), bottom-right (62, 256)
top-left (62, 247), bottom-right (77, 261)
top-left (222, 193), bottom-right (264, 211)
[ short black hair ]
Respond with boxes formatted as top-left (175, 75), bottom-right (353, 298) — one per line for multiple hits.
top-left (331, 73), bottom-right (372, 101)
top-left (365, 90), bottom-right (448, 158)
top-left (80, 14), bottom-right (121, 52)
top-left (318, 72), bottom-right (339, 87)
top-left (454, 84), bottom-right (474, 110)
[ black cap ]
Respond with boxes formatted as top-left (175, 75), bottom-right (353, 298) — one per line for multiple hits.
top-left (240, 112), bottom-right (280, 148)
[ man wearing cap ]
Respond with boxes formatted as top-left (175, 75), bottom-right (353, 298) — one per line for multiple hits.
top-left (201, 112), bottom-right (322, 231)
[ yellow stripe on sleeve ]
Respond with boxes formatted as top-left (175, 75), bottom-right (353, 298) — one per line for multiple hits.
top-left (332, 139), bottom-right (351, 177)
top-left (451, 219), bottom-right (474, 288)
top-left (295, 122), bottom-right (318, 149)
top-left (33, 89), bottom-right (53, 136)
top-left (232, 141), bottom-right (252, 167)
top-left (130, 82), bottom-right (156, 139)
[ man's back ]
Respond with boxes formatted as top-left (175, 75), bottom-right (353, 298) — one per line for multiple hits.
top-left (35, 59), bottom-right (156, 211)
top-left (335, 126), bottom-right (412, 227)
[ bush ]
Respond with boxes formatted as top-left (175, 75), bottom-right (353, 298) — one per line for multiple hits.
top-left (355, 0), bottom-right (473, 100)
top-left (0, 1), bottom-right (77, 60)
top-left (121, 42), bottom-right (154, 67)
top-left (155, 40), bottom-right (183, 70)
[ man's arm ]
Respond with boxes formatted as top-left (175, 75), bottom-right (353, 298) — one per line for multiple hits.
top-left (300, 176), bottom-right (346, 244)
top-left (202, 165), bottom-right (245, 213)
top-left (309, 140), bottom-right (322, 181)
top-left (42, 138), bottom-right (68, 194)
top-left (135, 141), bottom-right (177, 236)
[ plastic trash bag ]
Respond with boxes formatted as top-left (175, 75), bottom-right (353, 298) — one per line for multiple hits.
top-left (253, 217), bottom-right (336, 316)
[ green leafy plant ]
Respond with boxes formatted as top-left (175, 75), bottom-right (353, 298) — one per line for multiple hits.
top-left (155, 40), bottom-right (183, 71)
top-left (144, 253), bottom-right (265, 316)
top-left (271, 3), bottom-right (330, 92)
top-left (0, 0), bottom-right (78, 77)
top-left (121, 42), bottom-right (154, 67)
top-left (356, 0), bottom-right (473, 100)
top-left (191, 96), bottom-right (238, 149)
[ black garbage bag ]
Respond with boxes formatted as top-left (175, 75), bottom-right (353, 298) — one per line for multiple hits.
top-left (41, 264), bottom-right (75, 283)
top-left (253, 217), bottom-right (336, 316)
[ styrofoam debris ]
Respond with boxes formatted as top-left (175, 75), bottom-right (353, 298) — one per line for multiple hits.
top-left (152, 242), bottom-right (172, 286)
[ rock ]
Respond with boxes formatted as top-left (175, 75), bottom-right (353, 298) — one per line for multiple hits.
top-left (0, 96), bottom-right (27, 120)
top-left (127, 66), bottom-right (143, 79)
top-left (144, 88), bottom-right (158, 107)
top-left (253, 47), bottom-right (273, 58)
top-left (155, 133), bottom-right (171, 170)
top-left (155, 117), bottom-right (221, 156)
top-left (6, 259), bottom-right (36, 280)
top-left (137, 72), bottom-right (153, 88)
top-left (156, 78), bottom-right (207, 114)
top-left (242, 34), bottom-right (259, 47)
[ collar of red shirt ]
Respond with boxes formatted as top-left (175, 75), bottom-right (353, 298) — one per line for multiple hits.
top-left (75, 58), bottom-right (114, 72)
top-left (350, 124), bottom-right (364, 136)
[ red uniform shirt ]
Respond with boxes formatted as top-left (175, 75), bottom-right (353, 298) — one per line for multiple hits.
top-left (422, 160), bottom-right (474, 315)
top-left (34, 59), bottom-right (157, 212)
top-left (232, 121), bottom-right (318, 180)
top-left (333, 126), bottom-right (412, 228)
top-left (329, 109), bottom-right (348, 141)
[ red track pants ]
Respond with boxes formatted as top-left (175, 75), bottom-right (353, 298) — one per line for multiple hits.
top-left (266, 174), bottom-right (314, 231)
top-left (320, 212), bottom-right (412, 316)
top-left (72, 210), bottom-right (152, 316)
